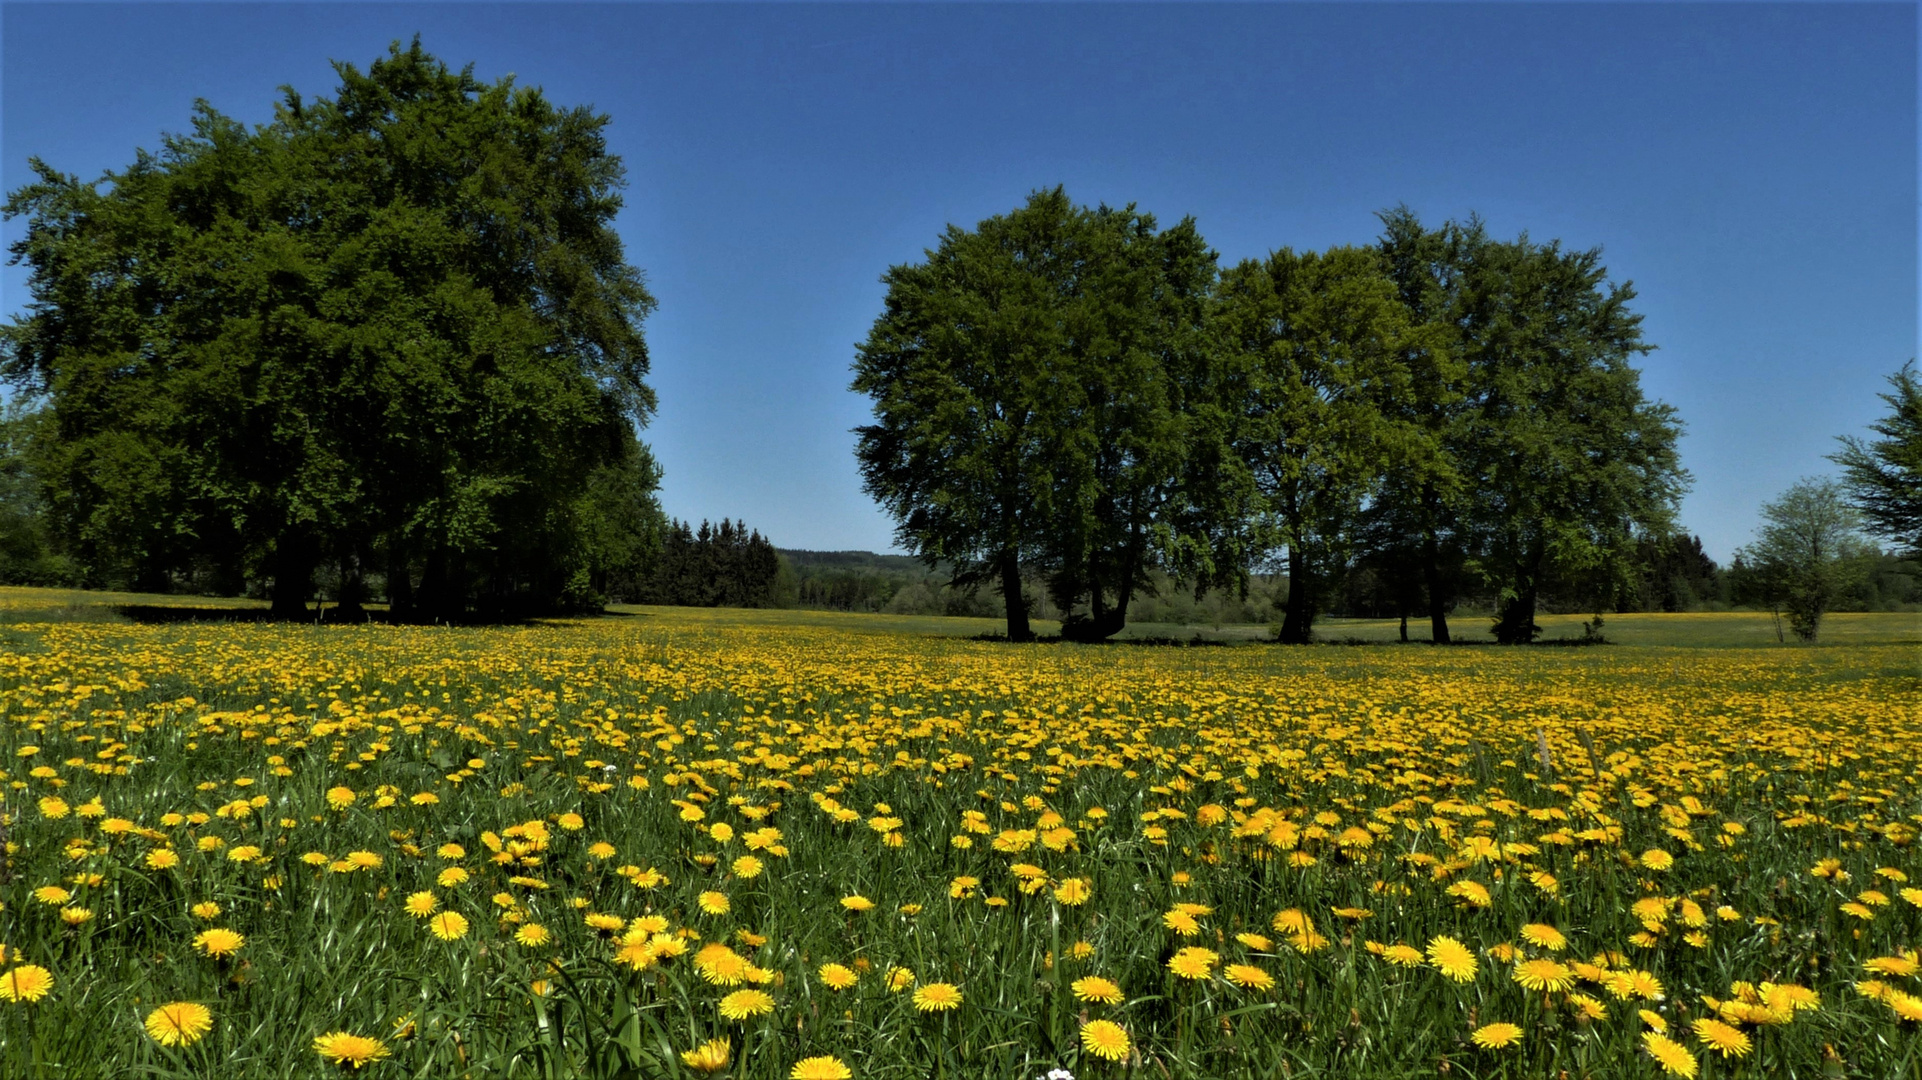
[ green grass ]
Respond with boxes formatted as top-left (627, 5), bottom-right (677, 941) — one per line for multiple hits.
top-left (0, 592), bottom-right (1918, 1078)
top-left (9, 585), bottom-right (1915, 651)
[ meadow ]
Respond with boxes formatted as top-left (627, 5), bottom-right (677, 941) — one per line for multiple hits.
top-left (0, 588), bottom-right (1917, 1079)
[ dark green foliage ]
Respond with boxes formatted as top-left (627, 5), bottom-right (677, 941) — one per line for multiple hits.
top-left (637, 520), bottom-right (782, 608)
top-left (779, 550), bottom-right (1004, 616)
top-left (1367, 209), bottom-right (1480, 643)
top-left (1464, 234), bottom-right (1684, 642)
top-left (0, 40), bottom-right (661, 617)
top-left (1218, 245), bottom-right (1415, 643)
top-left (1621, 533), bottom-right (1724, 613)
top-left (0, 401), bottom-right (79, 585)
top-left (1374, 212), bottom-right (1686, 644)
top-left (1830, 360), bottom-right (1922, 556)
top-left (853, 188), bottom-right (1241, 643)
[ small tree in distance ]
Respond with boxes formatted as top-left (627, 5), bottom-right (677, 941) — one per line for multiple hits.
top-left (1735, 478), bottom-right (1864, 642)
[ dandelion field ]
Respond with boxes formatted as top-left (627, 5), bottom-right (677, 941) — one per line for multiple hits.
top-left (0, 597), bottom-right (1919, 1078)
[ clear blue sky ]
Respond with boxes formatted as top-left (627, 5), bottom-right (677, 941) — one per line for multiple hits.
top-left (4, 3), bottom-right (1915, 563)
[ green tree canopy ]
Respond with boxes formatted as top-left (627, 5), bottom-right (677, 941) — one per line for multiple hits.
top-left (1735, 478), bottom-right (1866, 641)
top-left (1830, 360), bottom-right (1922, 556)
top-left (1218, 244), bottom-right (1415, 643)
top-left (1454, 228), bottom-right (1686, 643)
top-left (1, 40), bottom-right (660, 616)
top-left (852, 188), bottom-right (1236, 642)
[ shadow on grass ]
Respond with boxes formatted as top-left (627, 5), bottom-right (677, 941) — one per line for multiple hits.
top-left (964, 631), bottom-right (1613, 648)
top-left (111, 604), bottom-right (635, 627)
top-left (968, 632), bottom-right (1232, 647)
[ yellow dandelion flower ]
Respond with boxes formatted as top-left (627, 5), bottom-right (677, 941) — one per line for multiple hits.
top-left (1224, 964), bottom-right (1275, 991)
top-left (1168, 947), bottom-right (1218, 980)
top-left (0, 965), bottom-right (54, 1003)
top-left (190, 901), bottom-right (221, 920)
top-left (731, 855), bottom-right (764, 879)
top-left (1512, 958), bottom-right (1576, 993)
top-left (1053, 878), bottom-right (1091, 905)
top-left (839, 895), bottom-right (874, 912)
top-left (1072, 975), bottom-right (1124, 1004)
top-left (1382, 944), bottom-right (1425, 967)
top-left (1272, 908), bottom-right (1315, 936)
top-left (698, 891), bottom-right (731, 915)
top-left (887, 967), bottom-right (916, 992)
top-left (437, 867), bottom-right (469, 888)
top-left (428, 911), bottom-right (469, 941)
top-left (1427, 936), bottom-right (1477, 982)
top-left (1690, 1017), bottom-right (1751, 1058)
top-left (912, 982), bottom-right (963, 1012)
top-left (144, 1001), bottom-right (213, 1047)
top-left (193, 928), bottom-right (245, 959)
top-left (789, 1056), bottom-right (852, 1080)
top-left (1885, 989), bottom-right (1922, 1023)
top-left (1080, 1018), bottom-right (1132, 1062)
top-left (1865, 955), bottom-right (1920, 978)
top-left (1643, 1031), bottom-right (1698, 1078)
top-left (1162, 909), bottom-right (1201, 936)
top-left (515, 923), bottom-right (551, 947)
top-left (717, 989), bottom-right (775, 1021)
top-left (1471, 1022), bottom-right (1522, 1049)
top-left (1519, 923), bottom-right (1566, 952)
top-left (818, 963), bottom-right (859, 990)
top-left (1567, 993), bottom-right (1608, 1020)
top-left (313, 1030), bottom-right (390, 1069)
top-left (680, 1037), bottom-right (731, 1074)
top-left (403, 892), bottom-right (438, 918)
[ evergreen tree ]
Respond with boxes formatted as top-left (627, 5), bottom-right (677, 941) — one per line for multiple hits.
top-left (1831, 361), bottom-right (1922, 556)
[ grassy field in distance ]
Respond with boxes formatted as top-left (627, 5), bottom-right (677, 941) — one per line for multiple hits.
top-left (4, 585), bottom-right (1915, 652)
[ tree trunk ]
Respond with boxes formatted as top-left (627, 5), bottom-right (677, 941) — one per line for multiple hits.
top-left (999, 551), bottom-right (1034, 643)
top-left (269, 536), bottom-right (315, 620)
top-left (1399, 611), bottom-right (1409, 643)
top-left (334, 551), bottom-right (367, 621)
top-left (386, 546), bottom-right (415, 616)
top-left (1423, 530), bottom-right (1451, 644)
top-left (1494, 546), bottom-right (1543, 644)
top-left (419, 548), bottom-right (457, 622)
top-left (1277, 547), bottom-right (1315, 644)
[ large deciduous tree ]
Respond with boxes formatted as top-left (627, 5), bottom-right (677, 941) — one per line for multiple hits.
top-left (853, 188), bottom-right (1236, 642)
top-left (1830, 360), bottom-right (1922, 556)
top-left (1455, 231), bottom-right (1686, 643)
top-left (1366, 208), bottom-right (1479, 643)
top-left (1366, 210), bottom-right (1687, 644)
top-left (0, 40), bottom-right (660, 617)
top-left (1218, 245), bottom-right (1415, 643)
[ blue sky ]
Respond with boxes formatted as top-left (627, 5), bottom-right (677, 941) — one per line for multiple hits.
top-left (4, 3), bottom-right (1915, 563)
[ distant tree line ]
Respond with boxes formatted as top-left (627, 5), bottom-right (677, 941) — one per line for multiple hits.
top-left (0, 42), bottom-right (667, 618)
top-left (621, 520), bottom-right (782, 608)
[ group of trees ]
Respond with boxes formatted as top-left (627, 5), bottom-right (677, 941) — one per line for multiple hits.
top-left (855, 189), bottom-right (1687, 643)
top-left (0, 41), bottom-right (666, 618)
top-left (626, 519), bottom-right (782, 608)
top-left (1732, 362), bottom-right (1922, 640)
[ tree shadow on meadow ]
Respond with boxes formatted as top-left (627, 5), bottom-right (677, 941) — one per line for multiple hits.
top-left (110, 604), bottom-right (644, 627)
